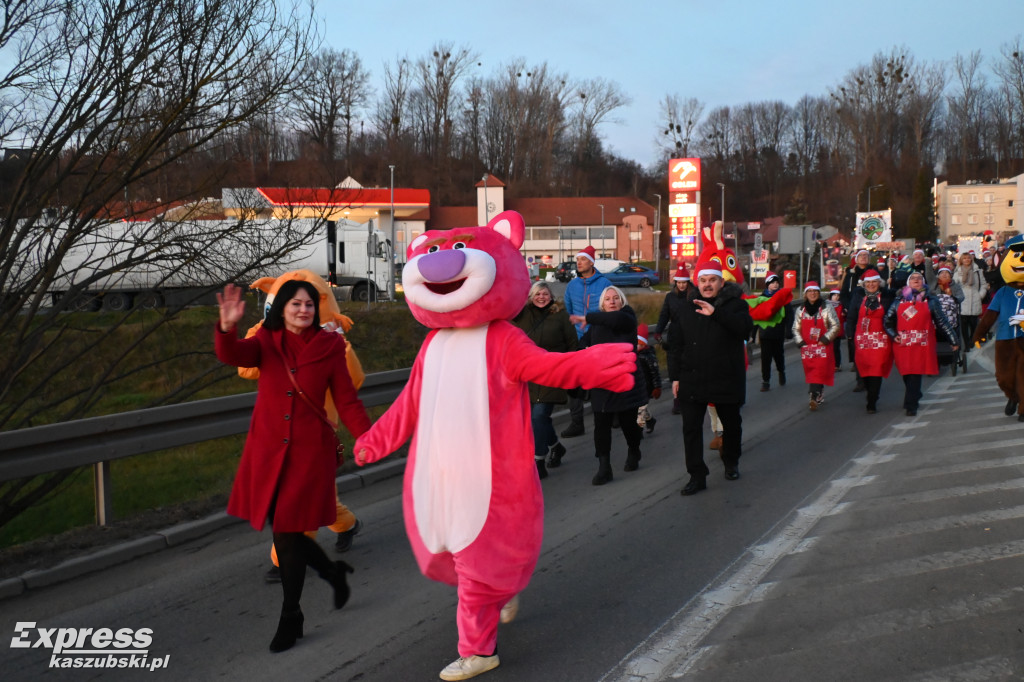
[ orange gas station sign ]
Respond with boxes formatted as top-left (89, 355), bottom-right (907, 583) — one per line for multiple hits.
top-left (668, 158), bottom-right (701, 261)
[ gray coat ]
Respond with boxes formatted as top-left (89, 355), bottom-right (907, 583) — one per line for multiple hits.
top-left (952, 263), bottom-right (989, 316)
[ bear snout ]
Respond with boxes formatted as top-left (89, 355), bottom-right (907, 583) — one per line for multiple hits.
top-left (418, 249), bottom-right (466, 283)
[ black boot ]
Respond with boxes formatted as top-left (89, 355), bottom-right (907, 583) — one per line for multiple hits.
top-left (1005, 399), bottom-right (1019, 417)
top-left (646, 416), bottom-right (657, 434)
top-left (779, 371), bottom-right (786, 386)
top-left (624, 448), bottom-right (641, 472)
top-left (546, 442), bottom-right (566, 468)
top-left (269, 608), bottom-right (304, 652)
top-left (536, 458), bottom-right (548, 479)
top-left (592, 455), bottom-right (613, 485)
top-left (321, 560), bottom-right (354, 610)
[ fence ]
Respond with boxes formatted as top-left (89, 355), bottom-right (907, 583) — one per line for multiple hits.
top-left (0, 368), bottom-right (411, 525)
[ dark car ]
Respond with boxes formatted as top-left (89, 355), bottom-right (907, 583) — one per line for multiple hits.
top-left (604, 264), bottom-right (660, 288)
top-left (553, 260), bottom-right (576, 282)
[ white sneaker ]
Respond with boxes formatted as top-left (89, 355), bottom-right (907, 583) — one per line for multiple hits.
top-left (500, 594), bottom-right (519, 624)
top-left (439, 655), bottom-right (500, 681)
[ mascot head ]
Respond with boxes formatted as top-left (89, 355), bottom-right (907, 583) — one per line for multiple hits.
top-left (249, 269), bottom-right (353, 332)
top-left (1000, 234), bottom-right (1024, 285)
top-left (699, 220), bottom-right (743, 285)
top-left (403, 210), bottom-right (530, 329)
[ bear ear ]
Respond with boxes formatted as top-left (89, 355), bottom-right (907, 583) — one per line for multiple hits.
top-left (408, 233), bottom-right (429, 259)
top-left (487, 210), bottom-right (525, 249)
top-left (250, 277), bottom-right (276, 293)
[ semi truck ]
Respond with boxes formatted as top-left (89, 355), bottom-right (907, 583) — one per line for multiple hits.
top-left (40, 217), bottom-right (392, 311)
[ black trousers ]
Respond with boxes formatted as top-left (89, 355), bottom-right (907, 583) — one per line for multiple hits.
top-left (863, 376), bottom-right (883, 409)
top-left (593, 408), bottom-right (643, 458)
top-left (567, 395), bottom-right (584, 428)
top-left (961, 315), bottom-right (979, 346)
top-left (902, 374), bottom-right (923, 410)
top-left (681, 400), bottom-right (742, 477)
top-left (760, 338), bottom-right (785, 383)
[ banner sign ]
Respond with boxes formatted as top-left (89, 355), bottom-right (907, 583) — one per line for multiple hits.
top-left (854, 210), bottom-right (892, 248)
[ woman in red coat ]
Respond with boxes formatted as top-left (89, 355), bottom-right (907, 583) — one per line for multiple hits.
top-left (216, 281), bottom-right (371, 652)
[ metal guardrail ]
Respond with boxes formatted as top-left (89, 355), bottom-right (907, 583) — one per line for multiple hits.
top-left (0, 368), bottom-right (411, 525)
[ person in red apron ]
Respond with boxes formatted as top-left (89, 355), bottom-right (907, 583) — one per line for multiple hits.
top-left (792, 282), bottom-right (840, 410)
top-left (884, 272), bottom-right (960, 416)
top-left (845, 270), bottom-right (894, 414)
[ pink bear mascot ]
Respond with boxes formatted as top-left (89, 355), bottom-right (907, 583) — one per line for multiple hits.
top-left (355, 210), bottom-right (635, 680)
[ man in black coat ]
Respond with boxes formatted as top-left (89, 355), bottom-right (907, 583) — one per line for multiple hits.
top-left (668, 261), bottom-right (754, 496)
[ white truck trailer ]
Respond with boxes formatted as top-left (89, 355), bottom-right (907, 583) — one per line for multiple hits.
top-left (41, 217), bottom-right (392, 311)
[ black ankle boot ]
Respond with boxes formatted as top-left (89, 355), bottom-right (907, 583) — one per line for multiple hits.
top-left (592, 455), bottom-right (612, 485)
top-left (324, 560), bottom-right (354, 609)
top-left (536, 458), bottom-right (548, 479)
top-left (546, 442), bottom-right (566, 468)
top-left (624, 448), bottom-right (641, 472)
top-left (269, 608), bottom-right (304, 652)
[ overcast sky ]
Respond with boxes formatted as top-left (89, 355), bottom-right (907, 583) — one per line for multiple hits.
top-left (321, 0), bottom-right (1022, 169)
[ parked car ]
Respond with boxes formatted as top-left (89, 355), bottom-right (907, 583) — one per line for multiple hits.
top-left (553, 260), bottom-right (576, 282)
top-left (604, 264), bottom-right (660, 288)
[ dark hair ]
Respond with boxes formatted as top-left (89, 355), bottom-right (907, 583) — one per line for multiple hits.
top-left (263, 280), bottom-right (321, 331)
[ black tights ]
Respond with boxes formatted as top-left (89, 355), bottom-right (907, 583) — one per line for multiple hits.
top-left (273, 532), bottom-right (333, 612)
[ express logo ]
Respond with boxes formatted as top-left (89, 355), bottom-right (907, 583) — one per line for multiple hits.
top-left (11, 623), bottom-right (168, 671)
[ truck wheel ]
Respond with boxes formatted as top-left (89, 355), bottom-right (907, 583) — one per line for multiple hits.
top-left (134, 292), bottom-right (164, 309)
top-left (70, 294), bottom-right (102, 312)
top-left (352, 283), bottom-right (375, 302)
top-left (101, 292), bottom-right (133, 312)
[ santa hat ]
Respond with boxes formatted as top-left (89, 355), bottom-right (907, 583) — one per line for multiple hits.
top-left (637, 323), bottom-right (649, 345)
top-left (829, 289), bottom-right (841, 295)
top-left (695, 259), bottom-right (723, 279)
top-left (937, 266), bottom-right (952, 275)
top-left (673, 264), bottom-right (690, 281)
top-left (861, 269), bottom-right (882, 282)
top-left (913, 249), bottom-right (925, 256)
top-left (803, 281), bottom-right (821, 292)
top-left (765, 272), bottom-right (781, 285)
top-left (855, 249), bottom-right (870, 259)
top-left (576, 246), bottom-right (596, 264)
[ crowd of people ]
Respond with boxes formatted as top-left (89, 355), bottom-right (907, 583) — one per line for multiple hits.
top-left (212, 240), bottom-right (994, 677)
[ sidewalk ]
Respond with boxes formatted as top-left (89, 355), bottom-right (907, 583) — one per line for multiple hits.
top-left (608, 342), bottom-right (1024, 681)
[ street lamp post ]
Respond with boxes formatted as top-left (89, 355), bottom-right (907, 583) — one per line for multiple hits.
top-left (557, 216), bottom-right (562, 263)
top-left (482, 173), bottom-right (489, 222)
top-left (652, 194), bottom-right (661, 274)
top-left (597, 204), bottom-right (605, 259)
top-left (389, 164), bottom-right (396, 302)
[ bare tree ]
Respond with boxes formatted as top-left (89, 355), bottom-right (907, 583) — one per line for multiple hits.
top-left (658, 95), bottom-right (705, 158)
top-left (567, 77), bottom-right (630, 163)
top-left (291, 47), bottom-right (371, 163)
top-left (0, 0), bottom-right (318, 529)
top-left (992, 36), bottom-right (1024, 172)
top-left (945, 51), bottom-right (991, 178)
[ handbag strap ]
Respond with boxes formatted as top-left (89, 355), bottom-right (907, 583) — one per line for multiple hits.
top-left (272, 340), bottom-right (338, 431)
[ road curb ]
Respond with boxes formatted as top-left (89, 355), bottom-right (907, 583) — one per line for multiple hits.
top-left (2, 459), bottom-right (409, 601)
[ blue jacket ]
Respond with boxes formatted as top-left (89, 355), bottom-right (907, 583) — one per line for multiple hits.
top-left (563, 270), bottom-right (611, 338)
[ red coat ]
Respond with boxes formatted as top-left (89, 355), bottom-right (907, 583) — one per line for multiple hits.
top-left (215, 325), bottom-right (370, 532)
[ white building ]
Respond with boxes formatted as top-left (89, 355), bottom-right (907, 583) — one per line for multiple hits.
top-left (934, 173), bottom-right (1024, 242)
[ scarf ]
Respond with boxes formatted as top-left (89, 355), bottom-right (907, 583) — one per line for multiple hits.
top-left (900, 284), bottom-right (929, 303)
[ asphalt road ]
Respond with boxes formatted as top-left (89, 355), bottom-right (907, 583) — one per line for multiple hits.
top-left (3, 343), bottom-right (1018, 681)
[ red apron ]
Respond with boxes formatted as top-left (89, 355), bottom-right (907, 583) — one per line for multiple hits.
top-left (892, 300), bottom-right (939, 376)
top-left (799, 314), bottom-right (835, 385)
top-left (854, 301), bottom-right (893, 378)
